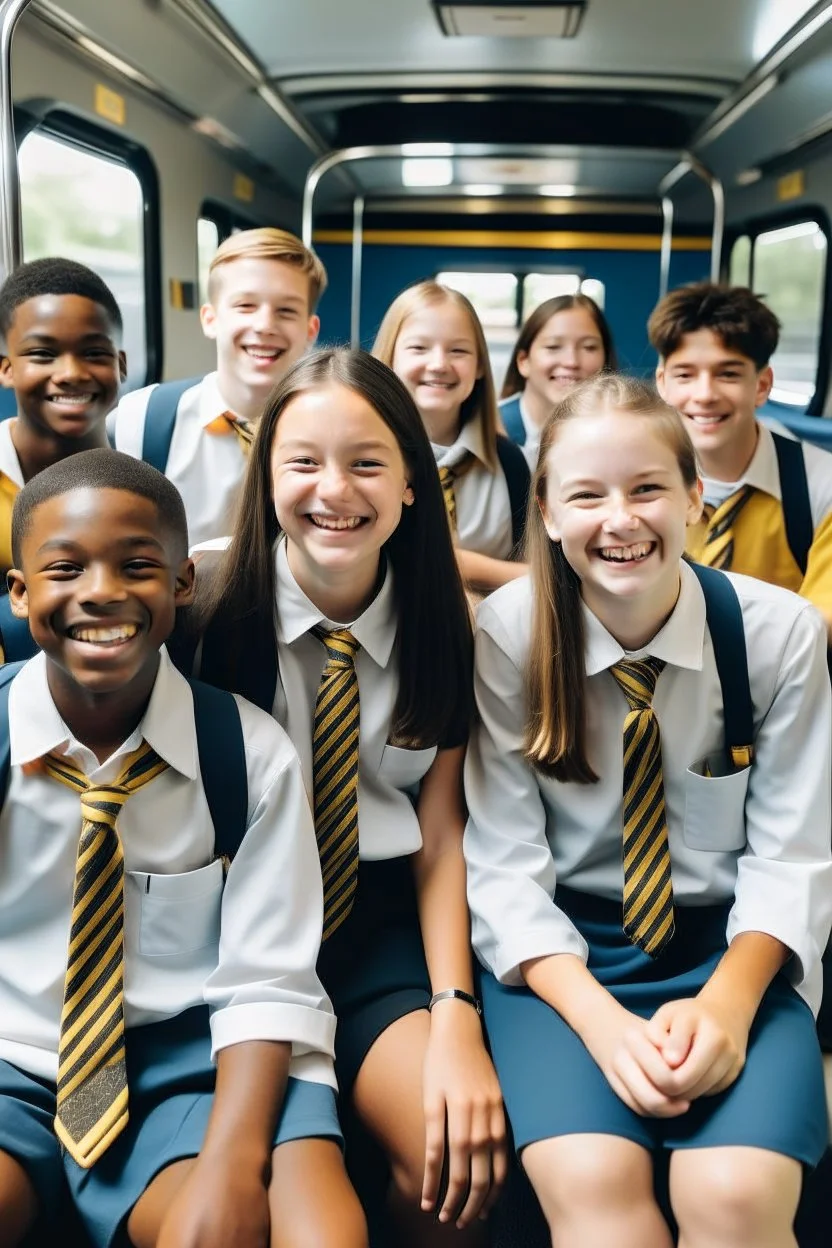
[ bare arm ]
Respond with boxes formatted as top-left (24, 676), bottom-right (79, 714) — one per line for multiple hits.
top-left (455, 547), bottom-right (527, 594)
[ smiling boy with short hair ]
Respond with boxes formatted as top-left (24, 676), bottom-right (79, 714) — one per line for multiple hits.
top-left (110, 227), bottom-right (327, 547)
top-left (0, 256), bottom-right (126, 576)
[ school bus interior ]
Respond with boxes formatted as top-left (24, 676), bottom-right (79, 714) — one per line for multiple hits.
top-left (2, 1), bottom-right (832, 1245)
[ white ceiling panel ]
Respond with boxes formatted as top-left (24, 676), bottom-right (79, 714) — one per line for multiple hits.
top-left (211, 0), bottom-right (820, 85)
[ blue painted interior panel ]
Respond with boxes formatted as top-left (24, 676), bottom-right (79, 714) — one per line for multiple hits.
top-left (315, 242), bottom-right (710, 376)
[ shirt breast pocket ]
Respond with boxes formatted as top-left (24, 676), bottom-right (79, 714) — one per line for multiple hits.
top-left (379, 743), bottom-right (437, 792)
top-left (131, 859), bottom-right (224, 958)
top-left (683, 758), bottom-right (750, 852)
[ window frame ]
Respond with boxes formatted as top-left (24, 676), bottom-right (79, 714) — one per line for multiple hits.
top-left (725, 206), bottom-right (831, 415)
top-left (14, 105), bottom-right (162, 386)
top-left (433, 263), bottom-right (590, 333)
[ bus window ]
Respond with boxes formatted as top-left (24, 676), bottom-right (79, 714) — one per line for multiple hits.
top-left (18, 130), bottom-right (147, 390)
top-left (522, 272), bottom-right (581, 319)
top-left (198, 216), bottom-right (220, 307)
top-left (729, 235), bottom-right (752, 287)
top-left (753, 221), bottom-right (827, 407)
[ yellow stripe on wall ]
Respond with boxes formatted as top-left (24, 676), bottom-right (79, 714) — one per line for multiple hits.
top-left (312, 229), bottom-right (712, 251)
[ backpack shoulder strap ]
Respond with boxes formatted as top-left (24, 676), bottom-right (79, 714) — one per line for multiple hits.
top-left (142, 376), bottom-right (203, 474)
top-left (0, 593), bottom-right (38, 664)
top-left (689, 563), bottom-right (754, 768)
top-left (498, 394), bottom-right (526, 446)
top-left (0, 660), bottom-right (27, 802)
top-left (771, 431), bottom-right (813, 576)
top-left (495, 433), bottom-right (531, 551)
top-left (188, 677), bottom-right (248, 861)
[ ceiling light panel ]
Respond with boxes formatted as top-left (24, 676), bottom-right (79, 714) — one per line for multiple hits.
top-left (433, 2), bottom-right (586, 38)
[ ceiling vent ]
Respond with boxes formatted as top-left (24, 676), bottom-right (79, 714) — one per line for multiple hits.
top-left (433, 2), bottom-right (586, 38)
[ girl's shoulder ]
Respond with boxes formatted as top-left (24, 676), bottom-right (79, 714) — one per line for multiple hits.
top-left (717, 569), bottom-right (827, 680)
top-left (476, 575), bottom-right (534, 663)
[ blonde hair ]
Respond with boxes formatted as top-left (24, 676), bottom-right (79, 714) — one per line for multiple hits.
top-left (372, 280), bottom-right (499, 471)
top-left (207, 227), bottom-right (328, 309)
top-left (524, 374), bottom-right (697, 782)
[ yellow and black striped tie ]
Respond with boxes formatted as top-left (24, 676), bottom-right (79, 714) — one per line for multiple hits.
top-left (222, 411), bottom-right (255, 455)
top-left (701, 486), bottom-right (753, 570)
top-left (437, 452), bottom-right (474, 532)
top-left (312, 627), bottom-right (360, 941)
top-left (610, 658), bottom-right (674, 958)
top-left (44, 742), bottom-right (169, 1168)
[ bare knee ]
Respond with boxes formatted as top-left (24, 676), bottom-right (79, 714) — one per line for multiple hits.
top-left (671, 1148), bottom-right (802, 1242)
top-left (523, 1134), bottom-right (653, 1220)
top-left (270, 1138), bottom-right (369, 1248)
top-left (0, 1151), bottom-right (39, 1248)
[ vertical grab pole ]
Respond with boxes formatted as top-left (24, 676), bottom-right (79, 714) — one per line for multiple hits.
top-left (0, 0), bottom-right (31, 284)
top-left (659, 195), bottom-right (674, 300)
top-left (350, 194), bottom-right (365, 348)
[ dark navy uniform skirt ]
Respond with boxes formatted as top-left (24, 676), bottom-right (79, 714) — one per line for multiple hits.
top-left (481, 887), bottom-right (828, 1166)
top-left (317, 856), bottom-right (431, 1091)
top-left (0, 1006), bottom-right (341, 1247)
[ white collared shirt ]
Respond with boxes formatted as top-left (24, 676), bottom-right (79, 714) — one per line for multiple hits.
top-left (273, 540), bottom-right (437, 858)
top-left (0, 419), bottom-right (24, 488)
top-left (109, 373), bottom-right (248, 548)
top-left (431, 420), bottom-right (514, 559)
top-left (0, 649), bottom-right (335, 1085)
top-left (517, 395), bottom-right (542, 471)
top-left (463, 562), bottom-right (832, 1012)
top-left (701, 421), bottom-right (832, 523)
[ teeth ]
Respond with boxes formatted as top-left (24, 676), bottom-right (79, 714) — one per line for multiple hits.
top-left (598, 543), bottom-right (653, 562)
top-left (48, 395), bottom-right (94, 404)
top-left (244, 347), bottom-right (280, 359)
top-left (309, 515), bottom-right (363, 531)
top-left (690, 414), bottom-right (726, 424)
top-left (69, 624), bottom-right (139, 643)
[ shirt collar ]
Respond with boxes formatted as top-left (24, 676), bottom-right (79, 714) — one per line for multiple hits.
top-left (584, 560), bottom-right (706, 676)
top-left (9, 648), bottom-right (199, 778)
top-left (701, 422), bottom-right (781, 501)
top-left (197, 371), bottom-right (234, 429)
top-left (432, 417), bottom-right (488, 469)
top-left (274, 538), bottom-right (397, 668)
top-left (0, 419), bottom-right (24, 488)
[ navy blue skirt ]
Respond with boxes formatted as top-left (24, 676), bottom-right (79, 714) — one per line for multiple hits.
top-left (317, 856), bottom-right (431, 1091)
top-left (481, 887), bottom-right (828, 1166)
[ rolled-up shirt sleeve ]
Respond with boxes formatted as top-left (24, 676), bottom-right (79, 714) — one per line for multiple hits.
top-left (205, 699), bottom-right (336, 1070)
top-left (464, 605), bottom-right (588, 985)
top-left (728, 601), bottom-right (832, 1014)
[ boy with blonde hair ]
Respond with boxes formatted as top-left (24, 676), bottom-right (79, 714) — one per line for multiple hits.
top-left (110, 227), bottom-right (327, 546)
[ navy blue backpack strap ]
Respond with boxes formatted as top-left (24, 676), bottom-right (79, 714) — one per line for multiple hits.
top-left (0, 593), bottom-right (38, 663)
top-left (0, 660), bottom-right (26, 798)
top-left (141, 376), bottom-right (203, 474)
top-left (495, 433), bottom-right (531, 551)
top-left (771, 431), bottom-right (813, 576)
top-left (188, 677), bottom-right (248, 861)
top-left (498, 394), bottom-right (526, 446)
top-left (689, 563), bottom-right (754, 768)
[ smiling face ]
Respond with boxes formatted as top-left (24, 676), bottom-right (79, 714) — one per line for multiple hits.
top-left (540, 409), bottom-right (702, 631)
top-left (0, 294), bottom-right (125, 439)
top-left (201, 257), bottom-right (320, 403)
top-left (389, 301), bottom-right (481, 438)
top-left (518, 306), bottom-right (606, 407)
top-left (8, 487), bottom-right (194, 698)
top-left (271, 382), bottom-right (414, 602)
top-left (656, 329), bottom-right (772, 477)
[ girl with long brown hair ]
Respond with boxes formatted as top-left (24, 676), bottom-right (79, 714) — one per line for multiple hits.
top-left (465, 373), bottom-right (830, 1248)
top-left (191, 348), bottom-right (506, 1245)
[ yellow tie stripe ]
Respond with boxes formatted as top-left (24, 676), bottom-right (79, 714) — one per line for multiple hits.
top-left (0, 470), bottom-right (20, 576)
top-left (204, 411), bottom-right (256, 455)
top-left (610, 658), bottom-right (675, 958)
top-left (312, 627), bottom-right (360, 941)
top-left (437, 452), bottom-right (474, 531)
top-left (44, 742), bottom-right (169, 1168)
top-left (701, 486), bottom-right (754, 570)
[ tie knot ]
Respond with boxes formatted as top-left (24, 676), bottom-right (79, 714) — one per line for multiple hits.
top-left (79, 784), bottom-right (131, 830)
top-left (314, 626), bottom-right (359, 667)
top-left (610, 657), bottom-right (665, 710)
